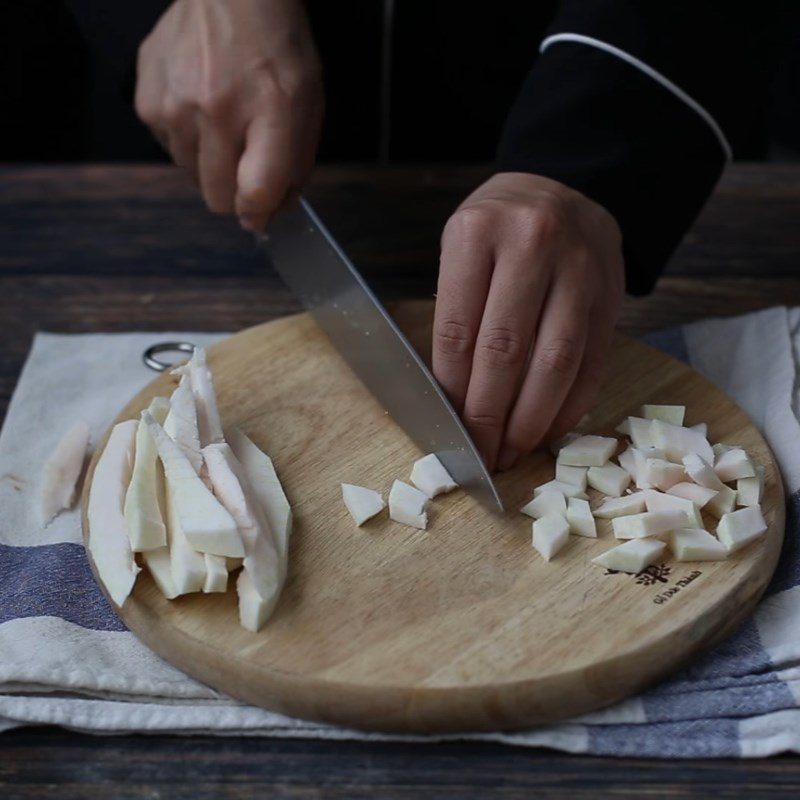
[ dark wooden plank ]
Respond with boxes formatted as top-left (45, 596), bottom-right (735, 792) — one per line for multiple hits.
top-left (2, 728), bottom-right (800, 800)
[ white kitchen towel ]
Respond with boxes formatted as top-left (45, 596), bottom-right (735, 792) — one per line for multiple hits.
top-left (2, 311), bottom-right (800, 757)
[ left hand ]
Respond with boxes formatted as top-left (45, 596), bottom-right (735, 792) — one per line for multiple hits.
top-left (432, 172), bottom-right (625, 472)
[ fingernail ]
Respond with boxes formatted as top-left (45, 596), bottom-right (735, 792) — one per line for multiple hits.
top-left (497, 447), bottom-right (519, 472)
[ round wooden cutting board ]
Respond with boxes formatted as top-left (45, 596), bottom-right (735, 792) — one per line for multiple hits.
top-left (82, 301), bottom-right (784, 733)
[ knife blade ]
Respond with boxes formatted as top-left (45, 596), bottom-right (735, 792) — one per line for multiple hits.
top-left (260, 194), bottom-right (503, 511)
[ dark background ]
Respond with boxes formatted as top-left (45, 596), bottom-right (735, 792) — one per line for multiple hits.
top-left (1, 1), bottom-right (798, 165)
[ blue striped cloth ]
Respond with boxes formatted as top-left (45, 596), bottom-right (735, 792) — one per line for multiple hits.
top-left (1, 312), bottom-right (799, 756)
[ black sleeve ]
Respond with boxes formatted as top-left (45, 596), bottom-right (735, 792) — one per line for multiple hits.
top-left (496, 1), bottom-right (771, 295)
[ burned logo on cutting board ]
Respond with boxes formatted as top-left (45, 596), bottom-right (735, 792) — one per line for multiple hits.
top-left (604, 563), bottom-right (703, 604)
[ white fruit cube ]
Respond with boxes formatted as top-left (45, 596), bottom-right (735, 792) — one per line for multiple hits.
top-left (643, 458), bottom-right (686, 491)
top-left (640, 404), bottom-right (686, 426)
top-left (667, 482), bottom-right (718, 508)
top-left (389, 480), bottom-right (428, 530)
top-left (593, 493), bottom-right (647, 519)
top-left (592, 538), bottom-right (666, 574)
top-left (682, 453), bottom-right (727, 490)
top-left (521, 490), bottom-right (567, 519)
top-left (555, 463), bottom-right (588, 490)
top-left (712, 442), bottom-right (740, 461)
top-left (532, 514), bottom-right (570, 561)
top-left (737, 466), bottom-right (765, 507)
top-left (342, 484), bottom-right (386, 526)
top-left (717, 506), bottom-right (768, 553)
top-left (668, 528), bottom-right (727, 561)
top-left (549, 431), bottom-right (581, 457)
top-left (203, 554), bottom-right (229, 593)
top-left (566, 497), bottom-right (597, 538)
top-left (690, 423), bottom-right (708, 436)
top-left (410, 453), bottom-right (458, 498)
top-left (612, 509), bottom-right (689, 539)
top-left (587, 462), bottom-right (631, 497)
top-left (651, 419), bottom-right (714, 464)
top-left (714, 448), bottom-right (756, 483)
top-left (533, 479), bottom-right (588, 499)
top-left (557, 435), bottom-right (618, 467)
top-left (644, 489), bottom-right (703, 528)
top-left (622, 417), bottom-right (655, 449)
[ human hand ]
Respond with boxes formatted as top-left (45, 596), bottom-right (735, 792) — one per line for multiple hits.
top-left (135, 0), bottom-right (323, 231)
top-left (432, 172), bottom-right (625, 472)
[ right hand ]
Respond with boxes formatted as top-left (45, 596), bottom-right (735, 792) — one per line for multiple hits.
top-left (135, 0), bottom-right (323, 232)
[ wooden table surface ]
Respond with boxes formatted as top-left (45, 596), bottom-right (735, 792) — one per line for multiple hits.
top-left (2, 163), bottom-right (800, 798)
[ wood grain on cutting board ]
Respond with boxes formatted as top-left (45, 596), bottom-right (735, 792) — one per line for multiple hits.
top-left (82, 301), bottom-right (785, 733)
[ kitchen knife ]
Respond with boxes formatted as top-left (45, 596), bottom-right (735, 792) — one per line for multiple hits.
top-left (261, 194), bottom-right (503, 511)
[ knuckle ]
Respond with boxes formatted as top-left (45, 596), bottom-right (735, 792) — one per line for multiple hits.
top-left (434, 318), bottom-right (475, 359)
top-left (463, 408), bottom-right (503, 432)
top-left (198, 83), bottom-right (233, 118)
top-left (134, 91), bottom-right (159, 125)
top-left (476, 325), bottom-right (526, 369)
top-left (442, 203), bottom-right (497, 247)
top-left (532, 337), bottom-right (582, 378)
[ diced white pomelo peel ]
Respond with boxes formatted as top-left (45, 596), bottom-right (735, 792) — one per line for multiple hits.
top-left (342, 483), bottom-right (385, 526)
top-left (549, 431), bottom-right (581, 457)
top-left (389, 480), bottom-right (428, 529)
top-left (557, 435), bottom-right (617, 467)
top-left (532, 514), bottom-right (570, 561)
top-left (143, 412), bottom-right (243, 558)
top-left (177, 347), bottom-right (225, 447)
top-left (624, 417), bottom-right (655, 449)
top-left (717, 506), bottom-right (768, 553)
top-left (643, 458), bottom-right (686, 491)
top-left (737, 466), bottom-right (765, 507)
top-left (410, 453), bottom-right (458, 498)
top-left (555, 463), bottom-right (588, 490)
top-left (612, 509), bottom-right (689, 539)
top-left (533, 479), bottom-right (588, 500)
top-left (87, 420), bottom-right (140, 607)
top-left (142, 546), bottom-right (179, 600)
top-left (669, 529), bottom-right (727, 561)
top-left (203, 443), bottom-right (285, 616)
top-left (592, 538), bottom-right (666, 574)
top-left (617, 447), bottom-right (638, 481)
top-left (226, 556), bottom-right (244, 571)
top-left (651, 419), bottom-right (714, 465)
top-left (124, 398), bottom-right (169, 551)
top-left (587, 462), bottom-right (631, 497)
top-left (667, 482), bottom-right (718, 508)
top-left (566, 497), bottom-right (596, 538)
top-left (682, 453), bottom-right (727, 491)
top-left (712, 443), bottom-right (741, 461)
top-left (40, 421), bottom-right (91, 526)
top-left (714, 448), bottom-right (756, 482)
top-left (226, 427), bottom-right (292, 561)
top-left (593, 493), bottom-right (647, 519)
top-left (690, 423), bottom-right (708, 436)
top-left (640, 404), bottom-right (685, 426)
top-left (163, 376), bottom-right (203, 475)
top-left (644, 489), bottom-right (703, 528)
top-left (203, 554), bottom-right (229, 593)
top-left (705, 485), bottom-right (737, 518)
top-left (521, 490), bottom-right (566, 520)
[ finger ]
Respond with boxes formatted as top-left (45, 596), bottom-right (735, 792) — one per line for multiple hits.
top-left (235, 115), bottom-right (294, 232)
top-left (501, 276), bottom-right (591, 465)
top-left (197, 120), bottom-right (242, 214)
top-left (432, 208), bottom-right (495, 413)
top-left (543, 303), bottom-right (616, 445)
top-left (460, 248), bottom-right (551, 469)
top-left (167, 127), bottom-right (199, 180)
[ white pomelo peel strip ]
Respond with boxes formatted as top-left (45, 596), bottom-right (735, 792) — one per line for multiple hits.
top-left (410, 454), bottom-right (458, 498)
top-left (203, 553), bottom-right (229, 593)
top-left (203, 443), bottom-right (285, 630)
top-left (87, 420), bottom-right (140, 607)
top-left (143, 411), bottom-right (244, 558)
top-left (142, 546), bottom-right (179, 600)
top-left (226, 426), bottom-right (292, 561)
top-left (176, 347), bottom-right (224, 447)
top-left (342, 483), bottom-right (385, 526)
top-left (163, 375), bottom-right (203, 475)
top-left (41, 421), bottom-right (91, 526)
top-left (124, 397), bottom-right (169, 551)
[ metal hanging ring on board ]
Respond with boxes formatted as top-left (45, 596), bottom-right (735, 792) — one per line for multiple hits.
top-left (142, 341), bottom-right (196, 372)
